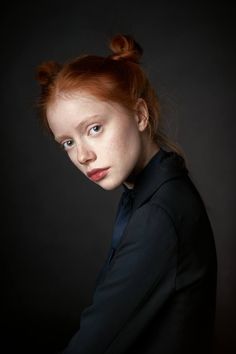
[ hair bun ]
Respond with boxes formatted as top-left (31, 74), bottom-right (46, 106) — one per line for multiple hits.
top-left (108, 34), bottom-right (143, 64)
top-left (35, 61), bottom-right (61, 87)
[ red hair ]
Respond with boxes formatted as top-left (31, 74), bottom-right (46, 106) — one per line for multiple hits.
top-left (35, 33), bottom-right (185, 158)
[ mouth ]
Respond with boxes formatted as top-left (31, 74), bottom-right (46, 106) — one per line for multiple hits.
top-left (87, 168), bottom-right (110, 182)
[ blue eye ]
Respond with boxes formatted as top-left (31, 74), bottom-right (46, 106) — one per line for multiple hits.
top-left (89, 125), bottom-right (102, 136)
top-left (61, 139), bottom-right (74, 151)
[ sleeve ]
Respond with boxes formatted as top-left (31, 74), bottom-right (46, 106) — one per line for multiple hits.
top-left (63, 204), bottom-right (178, 354)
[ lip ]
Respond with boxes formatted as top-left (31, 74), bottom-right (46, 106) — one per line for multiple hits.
top-left (87, 167), bottom-right (110, 182)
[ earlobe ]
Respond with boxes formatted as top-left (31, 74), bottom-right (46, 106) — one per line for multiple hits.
top-left (135, 98), bottom-right (149, 132)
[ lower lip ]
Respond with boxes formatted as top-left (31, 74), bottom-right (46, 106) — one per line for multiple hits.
top-left (89, 169), bottom-right (109, 182)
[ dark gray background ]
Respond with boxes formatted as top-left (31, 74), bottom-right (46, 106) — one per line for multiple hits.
top-left (2, 1), bottom-right (236, 353)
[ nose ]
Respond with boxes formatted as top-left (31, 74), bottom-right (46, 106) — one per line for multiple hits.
top-left (76, 142), bottom-right (96, 165)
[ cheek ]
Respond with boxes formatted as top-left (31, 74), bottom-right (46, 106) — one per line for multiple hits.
top-left (104, 124), bottom-right (141, 161)
top-left (115, 123), bottom-right (140, 150)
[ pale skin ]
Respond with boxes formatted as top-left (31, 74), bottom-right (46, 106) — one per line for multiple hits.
top-left (46, 92), bottom-right (160, 190)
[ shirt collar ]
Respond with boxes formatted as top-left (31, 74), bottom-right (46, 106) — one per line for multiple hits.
top-left (122, 147), bottom-right (188, 210)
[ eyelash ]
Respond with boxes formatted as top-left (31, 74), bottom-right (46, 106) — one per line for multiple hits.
top-left (61, 140), bottom-right (74, 151)
top-left (88, 124), bottom-right (102, 136)
top-left (60, 125), bottom-right (102, 151)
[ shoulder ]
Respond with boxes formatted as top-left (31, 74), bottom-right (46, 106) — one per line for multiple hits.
top-left (127, 174), bottom-right (214, 257)
top-left (149, 174), bottom-right (210, 231)
top-left (124, 175), bottom-right (216, 287)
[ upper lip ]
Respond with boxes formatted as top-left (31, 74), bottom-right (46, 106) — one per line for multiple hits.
top-left (87, 167), bottom-right (109, 178)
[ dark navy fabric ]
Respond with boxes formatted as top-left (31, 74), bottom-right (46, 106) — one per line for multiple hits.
top-left (111, 185), bottom-right (135, 249)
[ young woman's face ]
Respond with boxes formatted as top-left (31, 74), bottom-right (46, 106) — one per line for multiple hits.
top-left (46, 92), bottom-right (153, 190)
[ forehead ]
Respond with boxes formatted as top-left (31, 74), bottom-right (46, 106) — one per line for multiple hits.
top-left (46, 92), bottom-right (129, 135)
top-left (47, 93), bottom-right (113, 116)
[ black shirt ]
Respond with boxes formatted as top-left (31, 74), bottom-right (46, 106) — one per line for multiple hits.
top-left (63, 147), bottom-right (217, 354)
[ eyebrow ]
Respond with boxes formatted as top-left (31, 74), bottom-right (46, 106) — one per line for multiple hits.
top-left (55, 114), bottom-right (103, 142)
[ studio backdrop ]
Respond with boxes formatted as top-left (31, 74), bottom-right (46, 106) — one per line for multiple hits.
top-left (2, 2), bottom-right (236, 353)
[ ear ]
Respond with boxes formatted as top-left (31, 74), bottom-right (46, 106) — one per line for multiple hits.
top-left (134, 98), bottom-right (149, 132)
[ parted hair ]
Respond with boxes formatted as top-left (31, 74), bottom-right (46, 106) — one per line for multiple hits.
top-left (35, 33), bottom-right (185, 159)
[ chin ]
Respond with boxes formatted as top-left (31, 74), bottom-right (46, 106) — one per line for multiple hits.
top-left (96, 177), bottom-right (123, 191)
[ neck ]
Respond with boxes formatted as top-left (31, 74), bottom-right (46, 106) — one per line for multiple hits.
top-left (124, 140), bottom-right (160, 189)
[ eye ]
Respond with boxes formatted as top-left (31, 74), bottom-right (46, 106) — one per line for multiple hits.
top-left (88, 125), bottom-right (102, 136)
top-left (61, 139), bottom-right (74, 151)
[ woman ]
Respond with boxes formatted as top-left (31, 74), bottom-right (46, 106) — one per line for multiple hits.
top-left (35, 34), bottom-right (217, 354)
